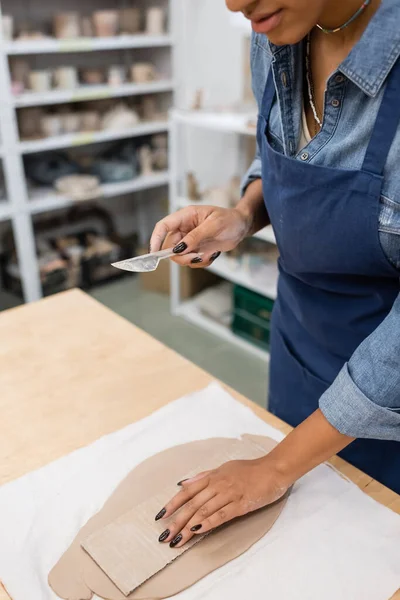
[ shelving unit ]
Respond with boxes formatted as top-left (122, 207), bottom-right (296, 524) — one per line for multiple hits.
top-left (5, 34), bottom-right (173, 55)
top-left (29, 171), bottom-right (169, 214)
top-left (0, 2), bottom-right (176, 303)
top-left (14, 80), bottom-right (175, 108)
top-left (169, 109), bottom-right (278, 361)
top-left (19, 121), bottom-right (169, 154)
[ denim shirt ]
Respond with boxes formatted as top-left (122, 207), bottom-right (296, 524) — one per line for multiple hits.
top-left (243, 0), bottom-right (400, 441)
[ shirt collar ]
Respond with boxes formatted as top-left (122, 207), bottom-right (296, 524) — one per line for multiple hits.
top-left (340, 0), bottom-right (400, 97)
top-left (267, 0), bottom-right (400, 98)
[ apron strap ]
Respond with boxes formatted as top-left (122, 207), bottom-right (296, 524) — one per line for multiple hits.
top-left (362, 58), bottom-right (400, 176)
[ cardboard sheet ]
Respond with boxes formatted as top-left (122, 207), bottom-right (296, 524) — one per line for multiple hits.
top-left (81, 440), bottom-right (278, 597)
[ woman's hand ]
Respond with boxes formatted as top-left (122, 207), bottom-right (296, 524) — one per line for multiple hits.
top-left (149, 205), bottom-right (252, 268)
top-left (155, 457), bottom-right (289, 548)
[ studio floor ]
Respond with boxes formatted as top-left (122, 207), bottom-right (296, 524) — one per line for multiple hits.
top-left (0, 278), bottom-right (268, 407)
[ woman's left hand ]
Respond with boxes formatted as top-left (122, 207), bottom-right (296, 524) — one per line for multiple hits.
top-left (155, 457), bottom-right (289, 548)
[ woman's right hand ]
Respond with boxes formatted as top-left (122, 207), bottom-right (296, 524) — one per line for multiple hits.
top-left (149, 204), bottom-right (252, 268)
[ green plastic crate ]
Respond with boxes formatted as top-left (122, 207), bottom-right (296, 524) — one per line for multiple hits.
top-left (233, 285), bottom-right (274, 324)
top-left (232, 310), bottom-right (271, 350)
top-left (232, 286), bottom-right (274, 351)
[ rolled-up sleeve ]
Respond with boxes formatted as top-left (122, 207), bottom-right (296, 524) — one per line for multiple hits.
top-left (240, 141), bottom-right (262, 196)
top-left (319, 292), bottom-right (400, 441)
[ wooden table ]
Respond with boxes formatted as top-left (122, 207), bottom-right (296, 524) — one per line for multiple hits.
top-left (0, 289), bottom-right (399, 599)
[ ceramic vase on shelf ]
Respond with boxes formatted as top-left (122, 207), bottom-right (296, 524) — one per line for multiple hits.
top-left (2, 15), bottom-right (14, 41)
top-left (101, 104), bottom-right (139, 130)
top-left (29, 70), bottom-right (52, 93)
top-left (146, 7), bottom-right (165, 35)
top-left (138, 145), bottom-right (153, 175)
top-left (10, 59), bottom-right (30, 93)
top-left (81, 16), bottom-right (94, 37)
top-left (108, 66), bottom-right (126, 86)
top-left (61, 112), bottom-right (81, 134)
top-left (19, 108), bottom-right (43, 140)
top-left (53, 12), bottom-right (80, 39)
top-left (81, 68), bottom-right (105, 85)
top-left (119, 8), bottom-right (141, 34)
top-left (151, 134), bottom-right (168, 170)
top-left (41, 115), bottom-right (63, 138)
top-left (81, 111), bottom-right (101, 132)
top-left (54, 67), bottom-right (78, 90)
top-left (141, 96), bottom-right (158, 121)
top-left (131, 63), bottom-right (157, 83)
top-left (93, 11), bottom-right (119, 37)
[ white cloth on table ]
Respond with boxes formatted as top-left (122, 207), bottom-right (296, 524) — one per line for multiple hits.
top-left (0, 382), bottom-right (399, 600)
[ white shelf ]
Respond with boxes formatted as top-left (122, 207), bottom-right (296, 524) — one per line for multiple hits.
top-left (28, 171), bottom-right (169, 214)
top-left (176, 197), bottom-right (277, 246)
top-left (171, 109), bottom-right (257, 137)
top-left (19, 120), bottom-right (169, 154)
top-left (14, 80), bottom-right (175, 108)
top-left (5, 34), bottom-right (174, 55)
top-left (0, 202), bottom-right (11, 221)
top-left (177, 299), bottom-right (269, 362)
top-left (207, 254), bottom-right (278, 300)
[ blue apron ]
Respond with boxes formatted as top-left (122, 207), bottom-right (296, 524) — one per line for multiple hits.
top-left (258, 60), bottom-right (400, 493)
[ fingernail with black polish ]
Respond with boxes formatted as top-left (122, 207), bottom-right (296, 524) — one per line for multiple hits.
top-left (173, 242), bottom-right (188, 254)
top-left (190, 524), bottom-right (202, 532)
top-left (191, 257), bottom-right (203, 264)
top-left (158, 529), bottom-right (170, 542)
top-left (155, 508), bottom-right (166, 521)
top-left (177, 478), bottom-right (188, 486)
top-left (210, 252), bottom-right (221, 261)
top-left (169, 534), bottom-right (183, 548)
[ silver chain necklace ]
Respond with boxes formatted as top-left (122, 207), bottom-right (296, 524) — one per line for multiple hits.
top-left (305, 34), bottom-right (322, 129)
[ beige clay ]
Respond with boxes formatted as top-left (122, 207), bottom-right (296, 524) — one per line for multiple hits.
top-left (49, 435), bottom-right (288, 600)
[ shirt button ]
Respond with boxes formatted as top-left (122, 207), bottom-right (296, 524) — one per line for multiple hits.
top-left (335, 75), bottom-right (344, 83)
top-left (281, 71), bottom-right (288, 87)
top-left (331, 99), bottom-right (340, 107)
top-left (300, 152), bottom-right (309, 161)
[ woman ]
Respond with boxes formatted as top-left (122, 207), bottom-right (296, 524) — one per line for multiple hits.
top-left (150, 0), bottom-right (400, 548)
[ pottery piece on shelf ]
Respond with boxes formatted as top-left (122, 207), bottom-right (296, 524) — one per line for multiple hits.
top-left (81, 16), bottom-right (94, 37)
top-left (25, 154), bottom-right (79, 185)
top-left (18, 108), bottom-right (44, 139)
top-left (54, 66), bottom-right (78, 90)
top-left (131, 63), bottom-right (157, 83)
top-left (228, 176), bottom-right (242, 207)
top-left (120, 8), bottom-right (141, 33)
top-left (101, 103), bottom-right (139, 130)
top-left (145, 7), bottom-right (165, 35)
top-left (151, 134), bottom-right (168, 170)
top-left (91, 159), bottom-right (136, 183)
top-left (138, 145), bottom-right (153, 175)
top-left (187, 172), bottom-right (201, 201)
top-left (53, 12), bottom-right (80, 39)
top-left (29, 70), bottom-right (52, 93)
top-left (81, 111), bottom-right (101, 132)
top-left (41, 114), bottom-right (63, 138)
top-left (55, 174), bottom-right (101, 201)
top-left (93, 10), bottom-right (119, 37)
top-left (11, 59), bottom-right (30, 91)
top-left (2, 15), bottom-right (14, 41)
top-left (107, 65), bottom-right (126, 86)
top-left (202, 185), bottom-right (231, 209)
top-left (120, 8), bottom-right (141, 34)
top-left (81, 68), bottom-right (105, 85)
top-left (192, 89), bottom-right (204, 110)
top-left (141, 95), bottom-right (158, 121)
top-left (61, 112), bottom-right (81, 134)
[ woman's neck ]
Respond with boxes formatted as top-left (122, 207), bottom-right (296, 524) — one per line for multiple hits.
top-left (317, 0), bottom-right (381, 44)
